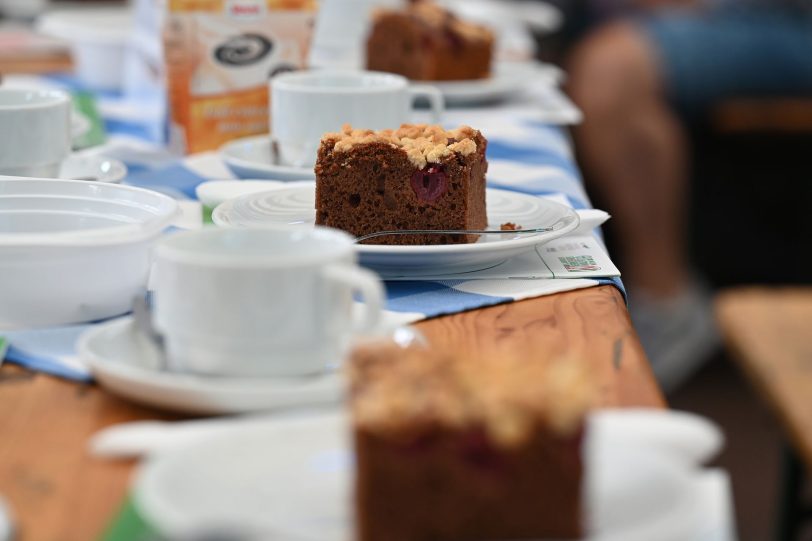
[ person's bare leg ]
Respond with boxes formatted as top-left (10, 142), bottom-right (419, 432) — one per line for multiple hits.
top-left (568, 22), bottom-right (689, 298)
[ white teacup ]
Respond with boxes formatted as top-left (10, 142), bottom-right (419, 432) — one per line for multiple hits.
top-left (152, 226), bottom-right (385, 378)
top-left (0, 88), bottom-right (71, 177)
top-left (270, 69), bottom-right (444, 168)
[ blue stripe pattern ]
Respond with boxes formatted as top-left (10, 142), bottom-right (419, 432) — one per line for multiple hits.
top-left (486, 140), bottom-right (580, 176)
top-left (385, 281), bottom-right (512, 317)
top-left (125, 163), bottom-right (209, 199)
top-left (5, 345), bottom-right (92, 382)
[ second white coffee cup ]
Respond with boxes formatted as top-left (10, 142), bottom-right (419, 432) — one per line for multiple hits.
top-left (152, 225), bottom-right (384, 378)
top-left (0, 88), bottom-right (72, 177)
top-left (271, 69), bottom-right (444, 168)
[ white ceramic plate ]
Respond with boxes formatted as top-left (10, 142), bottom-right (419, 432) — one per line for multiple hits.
top-left (220, 135), bottom-right (316, 181)
top-left (212, 182), bottom-right (579, 277)
top-left (59, 154), bottom-right (127, 183)
top-left (429, 61), bottom-right (563, 106)
top-left (134, 411), bottom-right (708, 541)
top-left (78, 317), bottom-right (344, 415)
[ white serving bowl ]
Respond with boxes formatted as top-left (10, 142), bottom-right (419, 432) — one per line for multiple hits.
top-left (0, 178), bottom-right (179, 329)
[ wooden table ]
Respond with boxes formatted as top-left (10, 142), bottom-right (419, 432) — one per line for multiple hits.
top-left (0, 285), bottom-right (663, 541)
top-left (716, 287), bottom-right (812, 540)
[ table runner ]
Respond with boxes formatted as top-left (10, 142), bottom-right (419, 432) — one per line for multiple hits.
top-left (1, 87), bottom-right (623, 382)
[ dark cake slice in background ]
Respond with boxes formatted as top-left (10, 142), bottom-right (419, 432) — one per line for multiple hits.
top-left (366, 2), bottom-right (494, 81)
top-left (315, 124), bottom-right (487, 245)
top-left (348, 342), bottom-right (594, 541)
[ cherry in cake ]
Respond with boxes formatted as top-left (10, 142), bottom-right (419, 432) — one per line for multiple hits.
top-left (315, 124), bottom-right (488, 245)
top-left (366, 1), bottom-right (494, 81)
top-left (348, 342), bottom-right (594, 541)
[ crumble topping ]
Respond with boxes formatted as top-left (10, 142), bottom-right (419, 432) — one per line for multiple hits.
top-left (348, 342), bottom-right (595, 446)
top-left (322, 124), bottom-right (480, 169)
top-left (374, 2), bottom-right (493, 43)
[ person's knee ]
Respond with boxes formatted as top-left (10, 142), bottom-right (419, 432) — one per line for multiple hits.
top-left (568, 22), bottom-right (661, 118)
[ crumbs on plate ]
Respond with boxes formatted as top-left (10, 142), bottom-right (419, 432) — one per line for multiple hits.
top-left (500, 222), bottom-right (522, 231)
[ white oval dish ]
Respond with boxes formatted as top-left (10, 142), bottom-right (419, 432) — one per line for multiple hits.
top-left (0, 178), bottom-right (178, 328)
top-left (133, 411), bottom-right (710, 541)
top-left (212, 182), bottom-right (579, 277)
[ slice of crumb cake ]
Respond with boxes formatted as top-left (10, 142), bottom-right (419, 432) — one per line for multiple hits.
top-left (348, 342), bottom-right (594, 541)
top-left (315, 124), bottom-right (487, 245)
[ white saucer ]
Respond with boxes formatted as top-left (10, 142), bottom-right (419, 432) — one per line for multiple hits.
top-left (429, 61), bottom-right (563, 106)
top-left (134, 410), bottom-right (711, 541)
top-left (220, 136), bottom-right (316, 181)
top-left (60, 153), bottom-right (127, 183)
top-left (213, 182), bottom-right (579, 277)
top-left (77, 317), bottom-right (344, 414)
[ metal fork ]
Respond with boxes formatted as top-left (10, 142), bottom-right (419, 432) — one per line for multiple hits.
top-left (354, 226), bottom-right (556, 243)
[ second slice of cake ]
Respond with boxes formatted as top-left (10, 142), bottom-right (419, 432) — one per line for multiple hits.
top-left (315, 124), bottom-right (487, 245)
top-left (348, 343), bottom-right (594, 541)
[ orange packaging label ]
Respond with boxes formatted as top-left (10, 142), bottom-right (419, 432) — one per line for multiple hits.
top-left (164, 0), bottom-right (317, 154)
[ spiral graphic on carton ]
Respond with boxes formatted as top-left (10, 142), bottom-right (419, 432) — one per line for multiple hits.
top-left (214, 34), bottom-right (273, 66)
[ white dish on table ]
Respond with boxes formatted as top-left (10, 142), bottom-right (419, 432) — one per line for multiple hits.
top-left (220, 135), bottom-right (316, 181)
top-left (133, 410), bottom-right (715, 541)
top-left (429, 61), bottom-right (563, 107)
top-left (0, 178), bottom-right (178, 329)
top-left (195, 180), bottom-right (285, 210)
top-left (212, 182), bottom-right (580, 277)
top-left (78, 316), bottom-right (344, 414)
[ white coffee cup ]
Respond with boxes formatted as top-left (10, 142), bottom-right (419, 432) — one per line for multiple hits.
top-left (0, 88), bottom-right (71, 178)
top-left (270, 69), bottom-right (444, 168)
top-left (152, 225), bottom-right (385, 378)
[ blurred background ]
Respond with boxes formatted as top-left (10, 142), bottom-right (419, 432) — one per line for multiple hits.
top-left (1, 0), bottom-right (811, 539)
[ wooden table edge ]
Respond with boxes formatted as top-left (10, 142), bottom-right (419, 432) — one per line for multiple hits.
top-left (0, 284), bottom-right (664, 541)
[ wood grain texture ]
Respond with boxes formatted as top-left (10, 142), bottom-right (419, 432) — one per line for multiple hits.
top-left (0, 56), bottom-right (72, 76)
top-left (0, 285), bottom-right (662, 541)
top-left (415, 285), bottom-right (663, 408)
top-left (716, 287), bottom-right (812, 468)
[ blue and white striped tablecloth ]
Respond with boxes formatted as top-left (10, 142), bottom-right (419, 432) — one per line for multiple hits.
top-left (1, 96), bottom-right (622, 381)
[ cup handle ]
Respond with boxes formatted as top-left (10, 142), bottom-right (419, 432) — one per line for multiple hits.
top-left (409, 84), bottom-right (445, 124)
top-left (322, 264), bottom-right (385, 334)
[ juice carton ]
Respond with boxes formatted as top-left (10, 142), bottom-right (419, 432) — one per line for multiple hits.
top-left (164, 0), bottom-right (317, 154)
